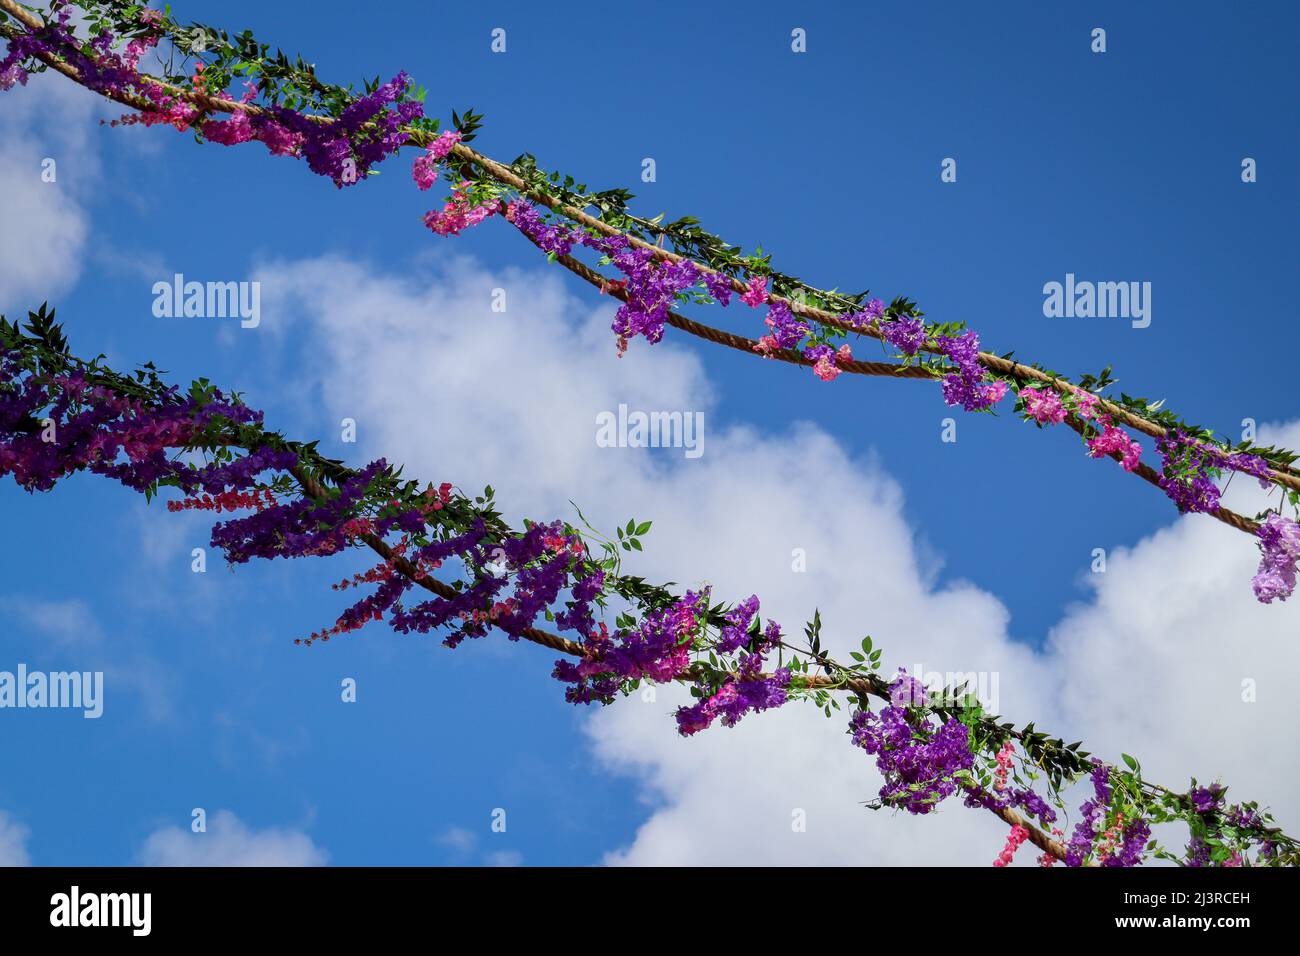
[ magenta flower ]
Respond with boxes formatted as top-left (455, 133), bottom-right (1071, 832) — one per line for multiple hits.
top-left (741, 274), bottom-right (769, 308)
top-left (1021, 386), bottom-right (1066, 425)
top-left (1088, 425), bottom-right (1143, 472)
top-left (422, 184), bottom-right (501, 236)
top-left (412, 130), bottom-right (461, 190)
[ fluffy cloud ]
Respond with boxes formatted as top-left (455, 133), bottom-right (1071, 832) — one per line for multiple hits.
top-left (1046, 449), bottom-right (1300, 822)
top-left (0, 70), bottom-right (102, 310)
top-left (253, 251), bottom-right (1300, 865)
top-left (0, 810), bottom-right (31, 867)
top-left (138, 810), bottom-right (327, 866)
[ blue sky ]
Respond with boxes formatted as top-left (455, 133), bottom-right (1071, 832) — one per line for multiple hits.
top-left (1, 0), bottom-right (1298, 866)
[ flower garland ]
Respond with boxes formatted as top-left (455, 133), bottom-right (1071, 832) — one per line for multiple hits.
top-left (3, 1), bottom-right (1300, 603)
top-left (1, 305), bottom-right (1294, 865)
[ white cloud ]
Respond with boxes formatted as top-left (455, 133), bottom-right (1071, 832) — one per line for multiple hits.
top-left (2, 595), bottom-right (177, 722)
top-left (0, 70), bottom-right (103, 309)
top-left (434, 825), bottom-right (525, 866)
top-left (1046, 429), bottom-right (1300, 821)
top-left (0, 811), bottom-right (31, 867)
top-left (139, 810), bottom-right (327, 866)
top-left (253, 251), bottom-right (1300, 865)
top-left (436, 826), bottom-right (477, 854)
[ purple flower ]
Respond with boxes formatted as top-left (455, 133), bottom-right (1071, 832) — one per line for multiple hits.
top-left (1253, 513), bottom-right (1300, 603)
top-left (703, 271), bottom-right (734, 306)
top-left (1064, 761), bottom-right (1111, 867)
top-left (1102, 818), bottom-right (1151, 867)
top-left (849, 674), bottom-right (975, 815)
top-left (882, 316), bottom-right (927, 355)
top-left (1189, 784), bottom-right (1226, 815)
top-left (763, 300), bottom-right (808, 350)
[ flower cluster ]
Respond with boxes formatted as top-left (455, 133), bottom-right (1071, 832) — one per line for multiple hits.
top-left (849, 671), bottom-right (975, 814)
top-left (1179, 783), bottom-right (1269, 867)
top-left (993, 825), bottom-right (1030, 867)
top-left (411, 130), bottom-right (462, 190)
top-left (755, 300), bottom-right (809, 354)
top-left (264, 72), bottom-right (424, 186)
top-left (551, 588), bottom-right (791, 737)
top-left (935, 331), bottom-right (1007, 412)
top-left (552, 590), bottom-right (708, 704)
top-left (197, 78), bottom-right (302, 158)
top-left (1097, 814), bottom-right (1150, 867)
top-left (993, 740), bottom-right (1015, 791)
top-left (508, 202), bottom-right (853, 377)
top-left (422, 182), bottom-right (502, 236)
top-left (1038, 827), bottom-right (1065, 867)
top-left (1064, 762), bottom-right (1111, 867)
top-left (880, 314), bottom-right (926, 355)
top-left (1253, 513), bottom-right (1300, 603)
top-left (0, 8), bottom-right (425, 187)
top-left (1014, 381), bottom-right (1144, 474)
top-left (1020, 386), bottom-right (1067, 425)
top-left (1157, 430), bottom-right (1271, 515)
top-left (1, 4), bottom-right (194, 131)
top-left (962, 744), bottom-right (1058, 829)
top-left (167, 488), bottom-right (276, 513)
top-left (674, 602), bottom-right (789, 736)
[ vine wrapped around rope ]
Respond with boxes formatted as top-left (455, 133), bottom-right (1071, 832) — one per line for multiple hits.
top-left (1, 303), bottom-right (1293, 867)
top-left (1, 0), bottom-right (1298, 604)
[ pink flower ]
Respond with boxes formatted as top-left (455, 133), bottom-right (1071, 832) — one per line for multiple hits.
top-left (981, 379), bottom-right (1009, 405)
top-left (1071, 388), bottom-right (1101, 420)
top-left (677, 682), bottom-right (739, 736)
top-left (992, 824), bottom-right (1030, 867)
top-left (836, 344), bottom-right (853, 366)
top-left (1088, 425), bottom-right (1143, 472)
top-left (121, 35), bottom-right (159, 70)
top-left (422, 183), bottom-right (501, 236)
top-left (1038, 828), bottom-right (1064, 867)
top-left (741, 274), bottom-right (768, 308)
top-left (412, 154), bottom-right (440, 191)
top-left (428, 129), bottom-right (462, 160)
top-left (412, 131), bottom-right (462, 191)
top-left (993, 740), bottom-right (1015, 792)
top-left (254, 119), bottom-right (301, 157)
top-left (752, 335), bottom-right (779, 356)
top-left (1022, 386), bottom-right (1067, 425)
top-left (813, 355), bottom-right (841, 381)
top-left (202, 112), bottom-right (254, 146)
